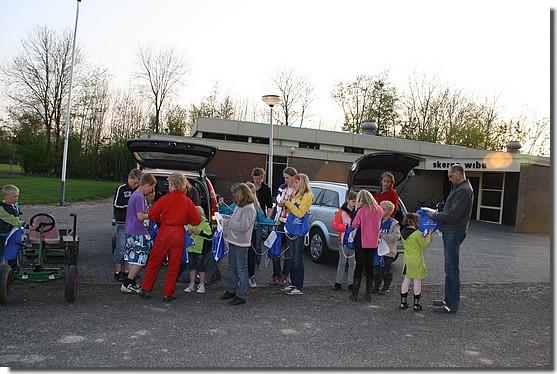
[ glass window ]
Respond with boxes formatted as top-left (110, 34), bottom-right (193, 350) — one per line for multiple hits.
top-left (202, 132), bottom-right (226, 140)
top-left (482, 172), bottom-right (504, 190)
top-left (481, 190), bottom-right (502, 207)
top-left (322, 189), bottom-right (340, 208)
top-left (225, 134), bottom-right (249, 142)
top-left (479, 208), bottom-right (500, 223)
top-left (252, 137), bottom-right (269, 144)
top-left (299, 142), bottom-right (320, 150)
top-left (311, 187), bottom-right (323, 204)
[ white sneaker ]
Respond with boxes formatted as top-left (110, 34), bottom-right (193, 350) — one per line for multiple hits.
top-left (249, 276), bottom-right (257, 288)
top-left (184, 283), bottom-right (196, 293)
top-left (282, 285), bottom-right (295, 292)
top-left (121, 283), bottom-right (141, 294)
top-left (196, 283), bottom-right (206, 293)
top-left (287, 288), bottom-right (303, 295)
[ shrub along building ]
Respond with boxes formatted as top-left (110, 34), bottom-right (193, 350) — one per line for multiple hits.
top-left (171, 117), bottom-right (550, 233)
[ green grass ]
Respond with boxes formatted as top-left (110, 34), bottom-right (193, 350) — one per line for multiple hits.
top-left (0, 176), bottom-right (119, 205)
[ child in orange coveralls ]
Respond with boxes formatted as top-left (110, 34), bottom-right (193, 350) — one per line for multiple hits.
top-left (140, 173), bottom-right (201, 302)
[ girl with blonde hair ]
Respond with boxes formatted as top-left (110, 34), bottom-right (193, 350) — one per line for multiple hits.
top-left (279, 173), bottom-right (313, 295)
top-left (350, 189), bottom-right (383, 302)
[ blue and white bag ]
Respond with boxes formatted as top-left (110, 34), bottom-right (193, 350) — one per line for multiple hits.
top-left (265, 229), bottom-right (282, 259)
top-left (181, 229), bottom-right (196, 264)
top-left (416, 208), bottom-right (439, 234)
top-left (343, 226), bottom-right (357, 250)
top-left (212, 213), bottom-right (228, 263)
top-left (285, 211), bottom-right (310, 238)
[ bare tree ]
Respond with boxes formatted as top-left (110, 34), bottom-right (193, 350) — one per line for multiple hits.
top-left (399, 74), bottom-right (448, 142)
top-left (501, 115), bottom-right (549, 156)
top-left (272, 69), bottom-right (314, 127)
top-left (1, 25), bottom-right (82, 161)
top-left (108, 88), bottom-right (149, 178)
top-left (135, 44), bottom-right (188, 133)
top-left (72, 65), bottom-right (111, 155)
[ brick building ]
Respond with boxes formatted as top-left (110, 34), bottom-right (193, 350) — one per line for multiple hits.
top-left (148, 117), bottom-right (551, 233)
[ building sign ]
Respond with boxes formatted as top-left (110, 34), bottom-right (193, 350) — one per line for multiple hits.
top-left (419, 154), bottom-right (520, 172)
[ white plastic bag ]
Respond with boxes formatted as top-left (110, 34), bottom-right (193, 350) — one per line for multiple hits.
top-left (377, 238), bottom-right (390, 256)
top-left (264, 230), bottom-right (278, 249)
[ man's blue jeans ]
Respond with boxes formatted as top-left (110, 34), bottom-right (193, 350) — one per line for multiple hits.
top-left (442, 230), bottom-right (467, 311)
top-left (227, 244), bottom-right (249, 299)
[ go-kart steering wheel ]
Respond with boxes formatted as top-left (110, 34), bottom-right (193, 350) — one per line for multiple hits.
top-left (29, 213), bottom-right (56, 233)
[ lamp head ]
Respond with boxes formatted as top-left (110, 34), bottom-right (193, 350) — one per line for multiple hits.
top-left (262, 94), bottom-right (281, 107)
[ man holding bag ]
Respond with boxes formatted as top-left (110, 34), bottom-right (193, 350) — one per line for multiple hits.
top-left (427, 164), bottom-right (474, 314)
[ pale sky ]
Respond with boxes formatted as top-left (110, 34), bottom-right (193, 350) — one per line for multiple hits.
top-left (0, 0), bottom-right (552, 131)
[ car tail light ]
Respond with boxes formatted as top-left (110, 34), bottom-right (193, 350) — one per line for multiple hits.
top-left (206, 178), bottom-right (218, 225)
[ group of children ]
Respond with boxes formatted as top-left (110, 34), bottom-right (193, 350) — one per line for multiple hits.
top-left (218, 170), bottom-right (313, 304)
top-left (0, 164), bottom-right (434, 308)
top-left (112, 170), bottom-right (211, 302)
top-left (331, 188), bottom-right (434, 310)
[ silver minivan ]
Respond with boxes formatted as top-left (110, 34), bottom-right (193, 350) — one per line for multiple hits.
top-left (306, 152), bottom-right (422, 263)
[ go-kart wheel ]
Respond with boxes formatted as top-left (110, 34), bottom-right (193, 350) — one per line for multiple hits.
top-left (29, 213), bottom-right (56, 233)
top-left (64, 265), bottom-right (78, 303)
top-left (0, 264), bottom-right (13, 305)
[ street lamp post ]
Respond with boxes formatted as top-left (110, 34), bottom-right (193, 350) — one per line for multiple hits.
top-left (261, 94), bottom-right (281, 192)
top-left (60, 0), bottom-right (81, 206)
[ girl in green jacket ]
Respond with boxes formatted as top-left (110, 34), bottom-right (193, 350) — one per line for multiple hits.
top-left (400, 213), bottom-right (433, 311)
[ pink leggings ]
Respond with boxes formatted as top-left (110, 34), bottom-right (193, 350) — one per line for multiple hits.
top-left (401, 277), bottom-right (422, 295)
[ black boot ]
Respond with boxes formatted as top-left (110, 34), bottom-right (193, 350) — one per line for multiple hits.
top-left (364, 278), bottom-right (373, 302)
top-left (413, 293), bottom-right (422, 311)
top-left (372, 276), bottom-right (381, 294)
top-left (349, 278), bottom-right (361, 301)
top-left (372, 266), bottom-right (381, 294)
top-left (379, 280), bottom-right (391, 295)
top-left (399, 292), bottom-right (409, 310)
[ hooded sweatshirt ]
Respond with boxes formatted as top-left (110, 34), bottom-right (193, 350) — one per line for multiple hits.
top-left (332, 202), bottom-right (356, 244)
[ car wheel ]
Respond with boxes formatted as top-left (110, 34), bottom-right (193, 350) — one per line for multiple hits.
top-left (64, 265), bottom-right (78, 303)
top-left (0, 264), bottom-right (13, 305)
top-left (309, 229), bottom-right (329, 264)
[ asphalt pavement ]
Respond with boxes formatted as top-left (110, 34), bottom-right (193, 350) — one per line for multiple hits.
top-left (0, 199), bottom-right (551, 369)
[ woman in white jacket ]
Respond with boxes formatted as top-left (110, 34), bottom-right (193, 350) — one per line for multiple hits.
top-left (220, 183), bottom-right (257, 306)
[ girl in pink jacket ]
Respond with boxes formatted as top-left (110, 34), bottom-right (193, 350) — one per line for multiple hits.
top-left (350, 189), bottom-right (383, 302)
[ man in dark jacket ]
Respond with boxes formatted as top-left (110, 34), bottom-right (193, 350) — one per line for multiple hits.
top-left (427, 164), bottom-right (474, 314)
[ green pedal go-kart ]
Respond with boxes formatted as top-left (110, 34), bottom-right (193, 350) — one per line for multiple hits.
top-left (0, 213), bottom-right (79, 304)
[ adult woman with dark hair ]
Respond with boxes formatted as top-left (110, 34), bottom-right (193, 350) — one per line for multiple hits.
top-left (184, 177), bottom-right (201, 206)
top-left (373, 171), bottom-right (399, 218)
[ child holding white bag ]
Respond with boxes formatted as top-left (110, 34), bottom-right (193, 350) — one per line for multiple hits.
top-left (373, 200), bottom-right (401, 294)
